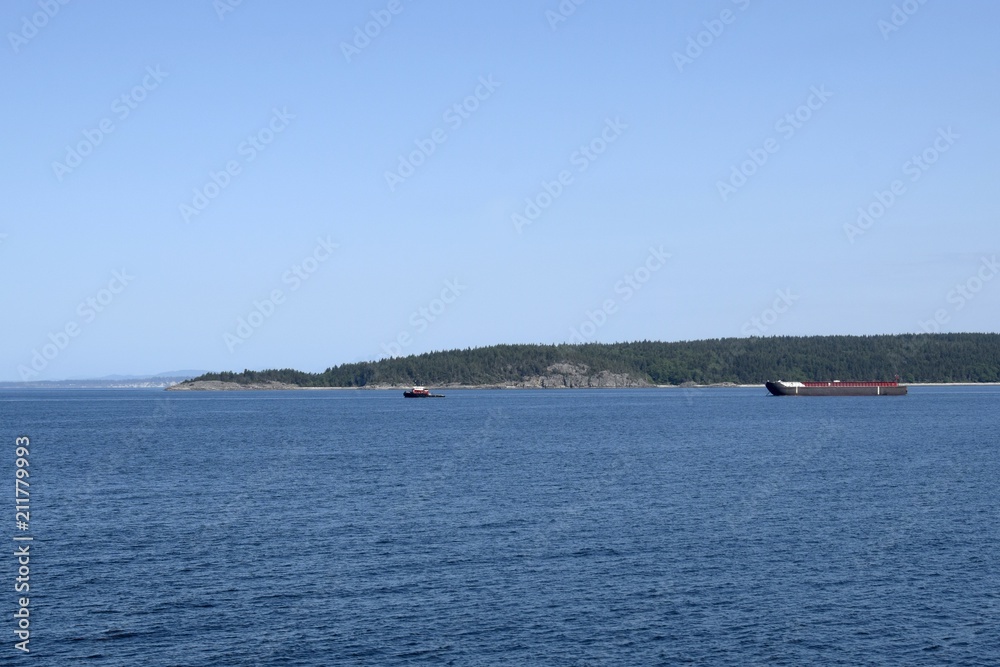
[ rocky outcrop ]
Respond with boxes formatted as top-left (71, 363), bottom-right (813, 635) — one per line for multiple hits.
top-left (166, 380), bottom-right (299, 391)
top-left (517, 363), bottom-right (650, 388)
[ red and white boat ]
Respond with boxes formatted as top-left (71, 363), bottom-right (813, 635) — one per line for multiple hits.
top-left (402, 386), bottom-right (444, 398)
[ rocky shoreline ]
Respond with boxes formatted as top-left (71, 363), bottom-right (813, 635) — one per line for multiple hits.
top-left (166, 361), bottom-right (1000, 391)
top-left (167, 380), bottom-right (301, 391)
top-left (168, 363), bottom-right (654, 391)
top-left (164, 380), bottom-right (999, 391)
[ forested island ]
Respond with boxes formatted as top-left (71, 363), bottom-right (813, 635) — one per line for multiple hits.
top-left (171, 334), bottom-right (1000, 389)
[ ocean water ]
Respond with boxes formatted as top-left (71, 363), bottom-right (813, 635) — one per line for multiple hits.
top-left (2, 386), bottom-right (998, 665)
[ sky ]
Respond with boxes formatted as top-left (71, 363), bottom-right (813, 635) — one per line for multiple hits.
top-left (2, 0), bottom-right (998, 381)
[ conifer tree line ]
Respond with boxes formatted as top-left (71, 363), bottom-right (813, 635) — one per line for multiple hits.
top-left (186, 333), bottom-right (1000, 387)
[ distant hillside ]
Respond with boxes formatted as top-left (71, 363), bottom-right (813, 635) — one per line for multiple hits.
top-left (176, 334), bottom-right (1000, 388)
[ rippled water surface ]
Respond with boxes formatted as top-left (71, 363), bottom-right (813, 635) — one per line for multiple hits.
top-left (2, 387), bottom-right (999, 665)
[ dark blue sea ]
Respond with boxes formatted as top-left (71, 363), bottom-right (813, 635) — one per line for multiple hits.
top-left (2, 387), bottom-right (998, 665)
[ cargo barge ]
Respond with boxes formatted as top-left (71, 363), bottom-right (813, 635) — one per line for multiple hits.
top-left (765, 380), bottom-right (907, 396)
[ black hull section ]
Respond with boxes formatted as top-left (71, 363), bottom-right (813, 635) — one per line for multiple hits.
top-left (403, 392), bottom-right (445, 398)
top-left (766, 382), bottom-right (906, 396)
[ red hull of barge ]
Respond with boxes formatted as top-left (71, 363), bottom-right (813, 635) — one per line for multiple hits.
top-left (766, 380), bottom-right (907, 396)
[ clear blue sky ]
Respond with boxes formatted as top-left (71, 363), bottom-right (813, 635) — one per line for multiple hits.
top-left (2, 0), bottom-right (998, 380)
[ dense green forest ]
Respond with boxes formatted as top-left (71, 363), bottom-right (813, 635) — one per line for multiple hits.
top-left (182, 334), bottom-right (1000, 387)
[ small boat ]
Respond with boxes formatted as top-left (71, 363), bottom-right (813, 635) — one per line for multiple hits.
top-left (403, 386), bottom-right (444, 398)
top-left (765, 379), bottom-right (907, 396)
